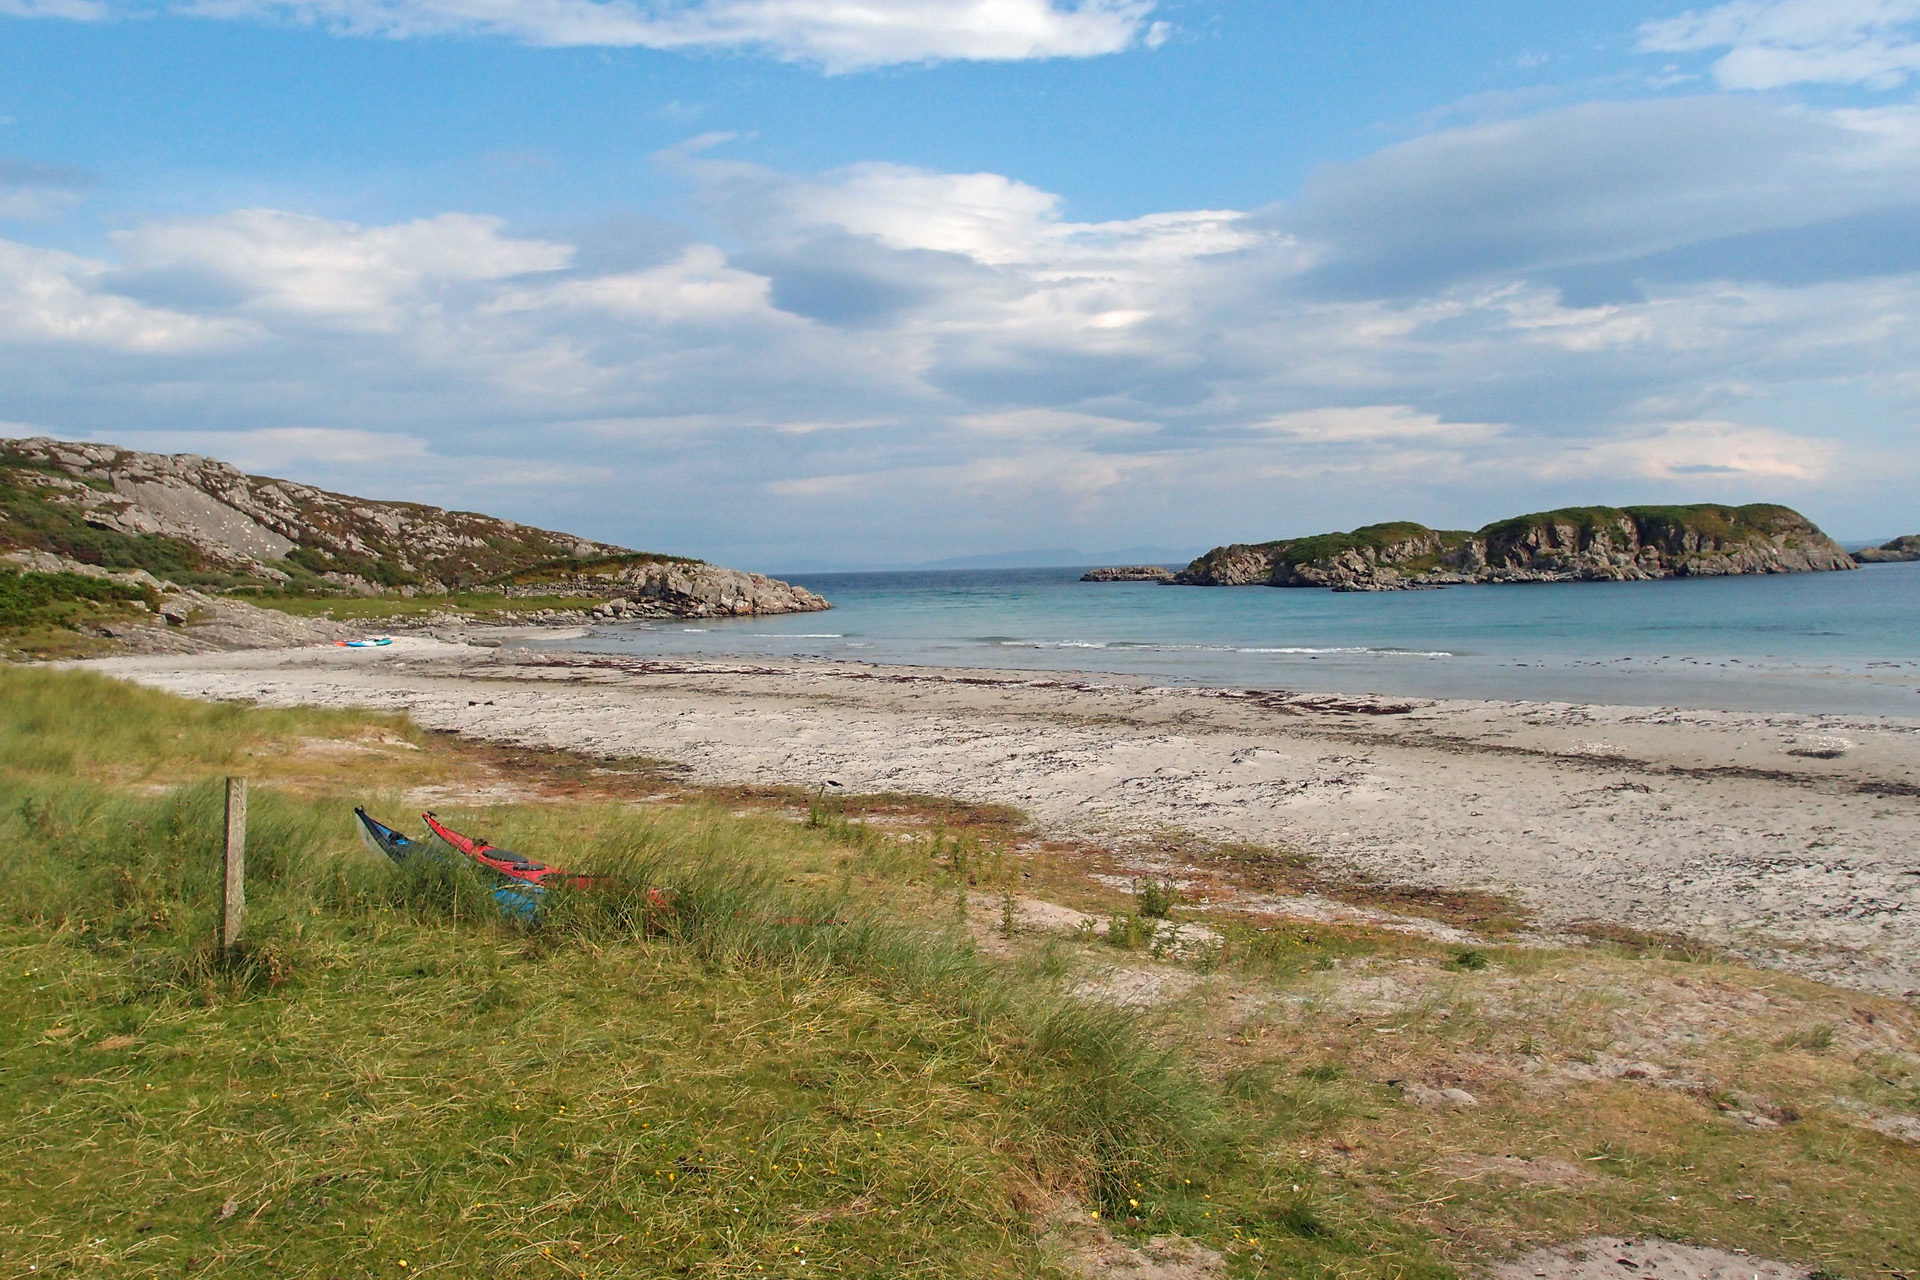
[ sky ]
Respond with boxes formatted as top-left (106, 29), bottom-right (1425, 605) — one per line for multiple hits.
top-left (2, 0), bottom-right (1918, 569)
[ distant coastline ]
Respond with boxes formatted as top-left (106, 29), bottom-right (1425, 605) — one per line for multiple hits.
top-left (1170, 503), bottom-right (1855, 592)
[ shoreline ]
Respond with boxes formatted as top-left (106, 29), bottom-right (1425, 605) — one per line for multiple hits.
top-left (85, 632), bottom-right (1920, 998)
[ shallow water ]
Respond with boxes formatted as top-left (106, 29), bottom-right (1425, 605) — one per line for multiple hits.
top-left (538, 562), bottom-right (1920, 715)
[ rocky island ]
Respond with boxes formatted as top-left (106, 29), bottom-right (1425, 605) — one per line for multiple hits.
top-left (0, 436), bottom-right (827, 653)
top-left (1080, 565), bottom-right (1175, 582)
top-left (1174, 503), bottom-right (1856, 592)
top-left (1855, 535), bottom-right (1920, 563)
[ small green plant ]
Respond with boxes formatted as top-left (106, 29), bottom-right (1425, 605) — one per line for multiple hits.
top-left (1454, 948), bottom-right (1489, 971)
top-left (1134, 876), bottom-right (1178, 919)
top-left (1105, 913), bottom-right (1157, 950)
top-left (1780, 1023), bottom-right (1837, 1053)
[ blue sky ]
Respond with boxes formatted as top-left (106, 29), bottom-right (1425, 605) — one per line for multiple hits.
top-left (2, 0), bottom-right (1918, 567)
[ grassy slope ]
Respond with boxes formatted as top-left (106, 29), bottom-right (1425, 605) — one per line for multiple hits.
top-left (2, 668), bottom-right (1916, 1278)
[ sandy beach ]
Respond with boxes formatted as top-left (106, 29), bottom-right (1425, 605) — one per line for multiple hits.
top-left (90, 633), bottom-right (1920, 997)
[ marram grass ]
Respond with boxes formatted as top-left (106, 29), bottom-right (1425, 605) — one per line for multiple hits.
top-left (1, 665), bottom-right (1437, 1278)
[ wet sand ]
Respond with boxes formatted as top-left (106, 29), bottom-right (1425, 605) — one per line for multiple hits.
top-left (88, 634), bottom-right (1920, 997)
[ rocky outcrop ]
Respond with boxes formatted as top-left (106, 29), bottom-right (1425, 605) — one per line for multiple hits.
top-left (1, 436), bottom-right (828, 617)
top-left (1, 435), bottom-right (624, 590)
top-left (506, 558), bottom-right (828, 618)
top-left (1174, 505), bottom-right (1856, 592)
top-left (1080, 565), bottom-right (1175, 582)
top-left (1856, 535), bottom-right (1920, 563)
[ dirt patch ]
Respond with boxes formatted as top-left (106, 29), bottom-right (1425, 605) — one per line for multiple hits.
top-left (1060, 1232), bottom-right (1226, 1280)
top-left (1071, 965), bottom-right (1204, 1009)
top-left (1490, 1237), bottom-right (1810, 1280)
top-left (1446, 1155), bottom-right (1592, 1186)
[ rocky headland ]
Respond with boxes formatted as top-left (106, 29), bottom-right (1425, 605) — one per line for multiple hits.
top-left (1080, 565), bottom-right (1176, 582)
top-left (1174, 504), bottom-right (1857, 592)
top-left (0, 436), bottom-right (827, 653)
top-left (1856, 535), bottom-right (1920, 563)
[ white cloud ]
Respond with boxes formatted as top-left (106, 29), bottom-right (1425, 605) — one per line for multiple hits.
top-left (5, 96), bottom-right (1920, 559)
top-left (1249, 406), bottom-right (1505, 446)
top-left (1641, 0), bottom-right (1920, 89)
top-left (110, 209), bottom-right (571, 329)
top-left (0, 239), bottom-right (251, 351)
top-left (761, 162), bottom-right (1256, 267)
top-left (0, 0), bottom-right (108, 18)
top-left (168, 0), bottom-right (1157, 69)
top-left (1535, 421), bottom-right (1836, 482)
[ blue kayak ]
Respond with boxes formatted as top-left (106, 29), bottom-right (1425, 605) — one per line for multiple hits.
top-left (355, 806), bottom-right (546, 921)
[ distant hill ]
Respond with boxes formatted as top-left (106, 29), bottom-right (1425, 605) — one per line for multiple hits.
top-left (1855, 535), bottom-right (1920, 563)
top-left (1174, 504), bottom-right (1857, 592)
top-left (0, 437), bottom-right (826, 617)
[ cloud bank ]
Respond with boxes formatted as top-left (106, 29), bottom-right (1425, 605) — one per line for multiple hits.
top-left (1642, 0), bottom-right (1920, 89)
top-left (32, 0), bottom-right (1163, 68)
top-left (3, 94), bottom-right (1918, 561)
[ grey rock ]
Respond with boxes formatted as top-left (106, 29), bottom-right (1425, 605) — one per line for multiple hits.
top-left (1081, 565), bottom-right (1175, 582)
top-left (1856, 534), bottom-right (1920, 563)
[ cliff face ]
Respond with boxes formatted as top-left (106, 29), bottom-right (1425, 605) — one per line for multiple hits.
top-left (1856, 535), bottom-right (1920, 563)
top-left (0, 437), bottom-right (827, 616)
top-left (1175, 505), bottom-right (1856, 592)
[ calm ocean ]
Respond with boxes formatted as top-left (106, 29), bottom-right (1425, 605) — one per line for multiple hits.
top-left (539, 562), bottom-right (1920, 715)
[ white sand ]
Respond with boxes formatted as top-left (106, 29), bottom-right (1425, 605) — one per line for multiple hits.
top-left (1490, 1237), bottom-right (1812, 1280)
top-left (88, 635), bottom-right (1920, 996)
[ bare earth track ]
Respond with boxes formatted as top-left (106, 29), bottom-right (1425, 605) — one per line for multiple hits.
top-left (87, 635), bottom-right (1920, 999)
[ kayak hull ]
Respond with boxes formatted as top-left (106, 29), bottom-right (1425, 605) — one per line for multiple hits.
top-left (422, 811), bottom-right (597, 890)
top-left (355, 806), bottom-right (420, 863)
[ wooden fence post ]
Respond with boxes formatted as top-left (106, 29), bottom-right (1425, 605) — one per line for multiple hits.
top-left (222, 777), bottom-right (248, 952)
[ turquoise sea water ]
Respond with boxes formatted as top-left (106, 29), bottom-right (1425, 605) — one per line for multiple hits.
top-left (540, 562), bottom-right (1920, 715)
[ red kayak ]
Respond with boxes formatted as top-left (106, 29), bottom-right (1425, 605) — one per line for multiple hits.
top-left (422, 812), bottom-right (600, 890)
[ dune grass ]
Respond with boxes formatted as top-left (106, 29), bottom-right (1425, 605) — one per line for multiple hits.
top-left (0, 666), bottom-right (1449, 1278)
top-left (7, 665), bottom-right (1917, 1279)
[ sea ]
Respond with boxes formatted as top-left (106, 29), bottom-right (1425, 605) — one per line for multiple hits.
top-left (536, 561), bottom-right (1920, 716)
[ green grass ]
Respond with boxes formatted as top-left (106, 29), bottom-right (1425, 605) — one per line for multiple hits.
top-left (9, 666), bottom-right (1917, 1279)
top-left (491, 549), bottom-right (702, 588)
top-left (243, 590), bottom-right (600, 622)
top-left (0, 567), bottom-right (158, 630)
top-left (0, 667), bottom-right (1454, 1278)
top-left (1476, 503), bottom-right (1821, 554)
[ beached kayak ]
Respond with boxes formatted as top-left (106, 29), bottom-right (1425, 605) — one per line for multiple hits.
top-left (355, 806), bottom-right (422, 862)
top-left (422, 812), bottom-right (599, 890)
top-left (356, 806), bottom-right (549, 919)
